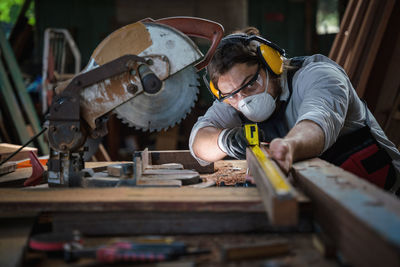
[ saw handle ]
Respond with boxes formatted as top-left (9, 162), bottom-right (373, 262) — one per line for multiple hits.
top-left (142, 17), bottom-right (224, 71)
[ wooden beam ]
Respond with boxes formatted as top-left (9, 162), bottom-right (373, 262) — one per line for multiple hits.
top-left (329, 0), bottom-right (356, 60)
top-left (246, 146), bottom-right (298, 226)
top-left (52, 211), bottom-right (277, 235)
top-left (335, 1), bottom-right (368, 67)
top-left (0, 187), bottom-right (265, 213)
top-left (292, 158), bottom-right (400, 267)
top-left (0, 187), bottom-right (310, 235)
top-left (355, 0), bottom-right (395, 98)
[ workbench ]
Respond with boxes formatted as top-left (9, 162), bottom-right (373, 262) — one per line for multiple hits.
top-left (0, 157), bottom-right (399, 267)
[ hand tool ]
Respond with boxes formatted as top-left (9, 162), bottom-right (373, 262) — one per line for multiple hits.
top-left (63, 241), bottom-right (210, 263)
top-left (244, 123), bottom-right (298, 226)
top-left (29, 231), bottom-right (82, 252)
top-left (244, 123), bottom-right (292, 197)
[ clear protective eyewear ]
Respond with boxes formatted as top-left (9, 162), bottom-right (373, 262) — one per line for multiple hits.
top-left (203, 66), bottom-right (262, 102)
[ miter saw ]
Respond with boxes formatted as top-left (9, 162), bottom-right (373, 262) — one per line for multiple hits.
top-left (45, 17), bottom-right (224, 187)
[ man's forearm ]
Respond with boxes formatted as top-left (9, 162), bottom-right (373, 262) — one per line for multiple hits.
top-left (285, 120), bottom-right (325, 162)
top-left (192, 127), bottom-right (227, 162)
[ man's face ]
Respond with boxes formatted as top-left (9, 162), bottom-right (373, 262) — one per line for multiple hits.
top-left (217, 63), bottom-right (268, 110)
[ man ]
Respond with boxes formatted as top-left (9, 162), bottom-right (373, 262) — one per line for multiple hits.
top-left (189, 27), bottom-right (400, 193)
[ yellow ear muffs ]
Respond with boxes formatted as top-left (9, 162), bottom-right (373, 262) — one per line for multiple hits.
top-left (257, 43), bottom-right (284, 75)
top-left (209, 80), bottom-right (220, 99)
top-left (210, 81), bottom-right (229, 103)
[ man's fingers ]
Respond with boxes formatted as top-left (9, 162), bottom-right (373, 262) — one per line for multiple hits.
top-left (269, 138), bottom-right (292, 174)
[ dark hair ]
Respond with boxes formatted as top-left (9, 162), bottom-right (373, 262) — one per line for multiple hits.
top-left (207, 27), bottom-right (261, 89)
top-left (232, 26), bottom-right (260, 36)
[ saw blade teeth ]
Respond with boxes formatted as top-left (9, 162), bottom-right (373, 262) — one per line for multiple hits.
top-left (114, 66), bottom-right (200, 132)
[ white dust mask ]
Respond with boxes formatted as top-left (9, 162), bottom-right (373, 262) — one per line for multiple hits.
top-left (237, 71), bottom-right (276, 122)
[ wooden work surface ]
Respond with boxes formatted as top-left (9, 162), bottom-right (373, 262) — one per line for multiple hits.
top-left (0, 159), bottom-right (334, 266)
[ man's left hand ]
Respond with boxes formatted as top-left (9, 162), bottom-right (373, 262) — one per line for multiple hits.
top-left (269, 138), bottom-right (294, 174)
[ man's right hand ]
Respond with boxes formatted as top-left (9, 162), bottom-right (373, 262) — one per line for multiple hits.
top-left (218, 127), bottom-right (248, 159)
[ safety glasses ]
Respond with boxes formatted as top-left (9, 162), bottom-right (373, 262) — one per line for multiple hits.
top-left (203, 66), bottom-right (261, 102)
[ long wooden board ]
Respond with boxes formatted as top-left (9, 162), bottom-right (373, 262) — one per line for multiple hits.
top-left (293, 158), bottom-right (400, 267)
top-left (0, 187), bottom-right (311, 235)
top-left (0, 187), bottom-right (264, 213)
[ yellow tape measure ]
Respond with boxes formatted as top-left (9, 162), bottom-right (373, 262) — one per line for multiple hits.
top-left (244, 124), bottom-right (291, 195)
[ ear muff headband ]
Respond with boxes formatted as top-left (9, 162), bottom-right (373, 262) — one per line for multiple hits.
top-left (208, 34), bottom-right (285, 100)
top-left (218, 34), bottom-right (285, 76)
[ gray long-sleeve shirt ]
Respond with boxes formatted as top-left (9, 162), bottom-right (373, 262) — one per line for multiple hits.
top-left (189, 54), bottom-right (400, 192)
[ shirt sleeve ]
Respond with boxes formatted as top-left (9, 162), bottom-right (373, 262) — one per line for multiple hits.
top-left (294, 62), bottom-right (351, 152)
top-left (189, 100), bottom-right (242, 165)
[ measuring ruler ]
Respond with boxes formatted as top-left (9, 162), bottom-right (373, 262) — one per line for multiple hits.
top-left (244, 124), bottom-right (292, 197)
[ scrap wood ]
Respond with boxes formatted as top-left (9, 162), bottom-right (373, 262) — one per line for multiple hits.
top-left (0, 162), bottom-right (16, 175)
top-left (0, 143), bottom-right (37, 162)
top-left (0, 168), bottom-right (32, 187)
top-left (148, 150), bottom-right (214, 174)
top-left (136, 149), bottom-right (201, 186)
top-left (201, 160), bottom-right (247, 186)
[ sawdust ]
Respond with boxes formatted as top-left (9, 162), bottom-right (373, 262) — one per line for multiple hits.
top-left (201, 160), bottom-right (247, 186)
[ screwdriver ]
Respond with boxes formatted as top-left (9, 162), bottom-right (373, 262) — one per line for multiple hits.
top-left (64, 241), bottom-right (209, 263)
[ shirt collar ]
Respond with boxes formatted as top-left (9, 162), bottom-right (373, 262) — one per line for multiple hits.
top-left (279, 69), bottom-right (290, 101)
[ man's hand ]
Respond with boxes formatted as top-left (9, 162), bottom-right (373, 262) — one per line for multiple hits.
top-left (218, 127), bottom-right (248, 159)
top-left (269, 138), bottom-right (294, 174)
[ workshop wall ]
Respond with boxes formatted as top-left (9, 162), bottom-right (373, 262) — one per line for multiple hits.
top-left (32, 0), bottom-right (334, 159)
top-left (35, 0), bottom-right (116, 68)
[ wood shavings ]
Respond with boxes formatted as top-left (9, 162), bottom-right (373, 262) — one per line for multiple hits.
top-left (201, 160), bottom-right (247, 186)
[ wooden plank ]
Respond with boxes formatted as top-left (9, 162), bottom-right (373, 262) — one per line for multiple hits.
top-left (149, 150), bottom-right (214, 174)
top-left (0, 167), bottom-right (32, 187)
top-left (0, 162), bottom-right (16, 175)
top-left (136, 150), bottom-right (201, 186)
top-left (329, 0), bottom-right (356, 60)
top-left (0, 187), bottom-right (266, 213)
top-left (347, 0), bottom-right (395, 97)
top-left (0, 143), bottom-right (38, 162)
top-left (246, 147), bottom-right (298, 226)
top-left (293, 158), bottom-right (400, 267)
top-left (335, 1), bottom-right (368, 67)
top-left (137, 179), bottom-right (182, 187)
top-left (52, 210), bottom-right (279, 235)
top-left (356, 0), bottom-right (396, 97)
top-left (373, 28), bottom-right (400, 126)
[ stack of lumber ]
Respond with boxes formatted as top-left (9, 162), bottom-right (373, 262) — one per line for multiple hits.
top-left (329, 0), bottom-right (400, 147)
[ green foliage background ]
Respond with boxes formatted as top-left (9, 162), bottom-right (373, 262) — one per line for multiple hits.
top-left (0, 0), bottom-right (35, 26)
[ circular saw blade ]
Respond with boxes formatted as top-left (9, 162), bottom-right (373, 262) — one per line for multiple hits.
top-left (114, 66), bottom-right (199, 132)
